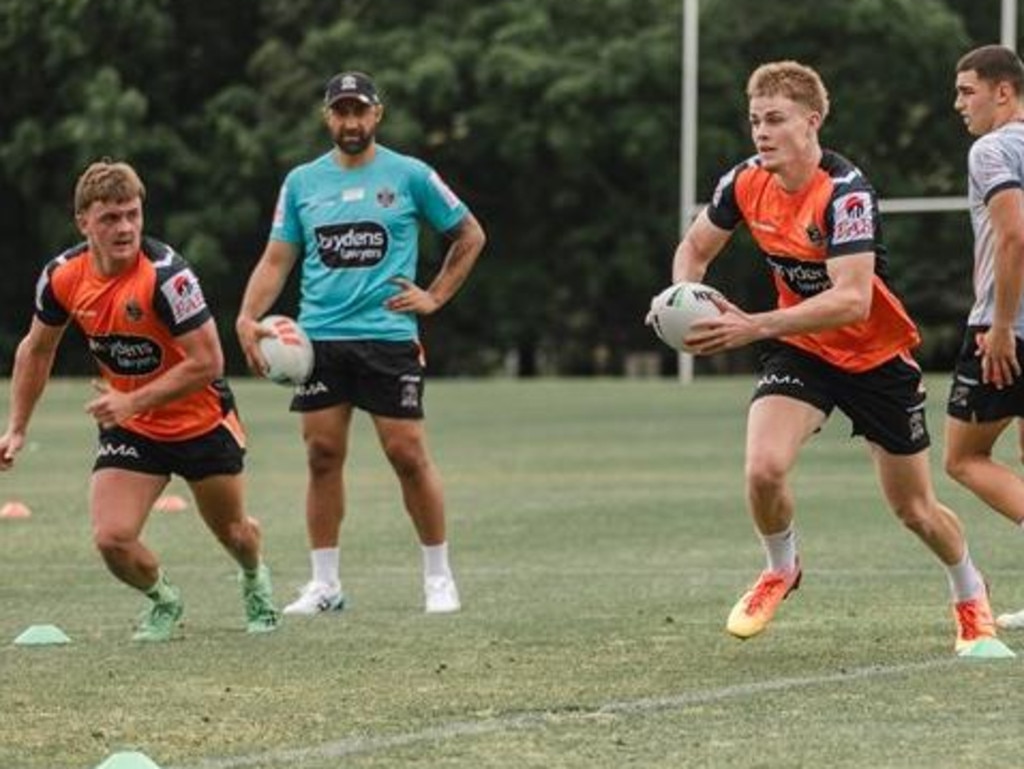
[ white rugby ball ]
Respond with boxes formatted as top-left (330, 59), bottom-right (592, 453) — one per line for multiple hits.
top-left (649, 282), bottom-right (725, 352)
top-left (257, 315), bottom-right (314, 385)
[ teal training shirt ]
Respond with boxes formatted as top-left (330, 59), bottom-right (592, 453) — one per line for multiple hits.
top-left (270, 145), bottom-right (469, 341)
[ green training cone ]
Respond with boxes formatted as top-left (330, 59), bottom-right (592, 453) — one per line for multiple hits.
top-left (13, 624), bottom-right (71, 646)
top-left (94, 751), bottom-right (163, 769)
top-left (958, 637), bottom-right (1016, 660)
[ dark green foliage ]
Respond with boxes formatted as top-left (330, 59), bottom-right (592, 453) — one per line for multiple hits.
top-left (0, 0), bottom-right (1004, 374)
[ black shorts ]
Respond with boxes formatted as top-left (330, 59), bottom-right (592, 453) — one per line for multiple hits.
top-left (290, 340), bottom-right (426, 419)
top-left (752, 343), bottom-right (930, 455)
top-left (93, 422), bottom-right (245, 480)
top-left (946, 326), bottom-right (1024, 422)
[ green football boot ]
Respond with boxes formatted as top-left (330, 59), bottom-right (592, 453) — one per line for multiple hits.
top-left (132, 585), bottom-right (184, 642)
top-left (242, 563), bottom-right (281, 634)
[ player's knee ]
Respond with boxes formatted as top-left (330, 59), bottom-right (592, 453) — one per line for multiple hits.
top-left (944, 449), bottom-right (989, 485)
top-left (221, 517), bottom-right (257, 553)
top-left (943, 451), bottom-right (968, 482)
top-left (306, 436), bottom-right (344, 475)
top-left (745, 455), bottom-right (787, 496)
top-left (92, 524), bottom-right (135, 557)
top-left (890, 499), bottom-right (932, 533)
top-left (382, 437), bottom-right (428, 478)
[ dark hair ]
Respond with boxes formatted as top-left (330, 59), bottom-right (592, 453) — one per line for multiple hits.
top-left (956, 44), bottom-right (1024, 94)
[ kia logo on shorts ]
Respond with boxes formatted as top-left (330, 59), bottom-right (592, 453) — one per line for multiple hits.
top-left (314, 222), bottom-right (389, 268)
top-left (88, 334), bottom-right (162, 376)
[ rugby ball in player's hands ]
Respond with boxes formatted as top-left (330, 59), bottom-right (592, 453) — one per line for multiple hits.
top-left (648, 282), bottom-right (725, 352)
top-left (257, 315), bottom-right (314, 385)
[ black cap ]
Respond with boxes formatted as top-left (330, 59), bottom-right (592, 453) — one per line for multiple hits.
top-left (324, 71), bottom-right (380, 107)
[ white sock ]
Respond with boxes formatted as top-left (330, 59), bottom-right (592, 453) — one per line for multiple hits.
top-left (945, 550), bottom-right (986, 602)
top-left (311, 547), bottom-right (340, 588)
top-left (760, 526), bottom-right (797, 573)
top-left (422, 542), bottom-right (452, 580)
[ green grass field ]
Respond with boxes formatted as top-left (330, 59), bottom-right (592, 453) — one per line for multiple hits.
top-left (2, 376), bottom-right (1023, 769)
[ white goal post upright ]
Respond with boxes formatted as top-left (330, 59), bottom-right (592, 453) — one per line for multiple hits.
top-left (676, 0), bottom-right (1018, 383)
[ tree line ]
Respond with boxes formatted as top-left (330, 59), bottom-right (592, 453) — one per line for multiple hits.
top-left (0, 0), bottom-right (1006, 376)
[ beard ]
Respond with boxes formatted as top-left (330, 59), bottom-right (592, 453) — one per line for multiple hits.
top-left (334, 130), bottom-right (374, 156)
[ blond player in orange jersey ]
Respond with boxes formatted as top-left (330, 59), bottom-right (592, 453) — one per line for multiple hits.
top-left (667, 61), bottom-right (1010, 657)
top-left (0, 160), bottom-right (280, 641)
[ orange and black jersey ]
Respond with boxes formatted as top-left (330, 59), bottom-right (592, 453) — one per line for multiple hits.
top-left (706, 150), bottom-right (920, 373)
top-left (34, 237), bottom-right (239, 442)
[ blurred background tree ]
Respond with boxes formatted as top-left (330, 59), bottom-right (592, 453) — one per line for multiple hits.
top-left (0, 0), bottom-right (1006, 376)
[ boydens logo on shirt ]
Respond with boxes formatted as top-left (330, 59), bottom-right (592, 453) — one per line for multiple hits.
top-left (314, 222), bottom-right (389, 268)
top-left (160, 268), bottom-right (207, 325)
top-left (88, 334), bottom-right (162, 376)
top-left (765, 254), bottom-right (832, 298)
top-left (832, 192), bottom-right (875, 245)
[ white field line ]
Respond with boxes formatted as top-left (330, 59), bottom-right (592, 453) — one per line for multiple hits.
top-left (173, 657), bottom-right (960, 769)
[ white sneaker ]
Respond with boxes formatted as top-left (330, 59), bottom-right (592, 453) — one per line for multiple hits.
top-left (424, 575), bottom-right (461, 614)
top-left (282, 581), bottom-right (345, 616)
top-left (996, 608), bottom-right (1024, 629)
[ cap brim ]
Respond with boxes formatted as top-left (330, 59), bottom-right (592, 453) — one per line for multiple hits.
top-left (326, 94), bottom-right (375, 107)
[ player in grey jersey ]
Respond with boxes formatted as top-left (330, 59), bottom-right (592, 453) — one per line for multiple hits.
top-left (946, 44), bottom-right (1024, 628)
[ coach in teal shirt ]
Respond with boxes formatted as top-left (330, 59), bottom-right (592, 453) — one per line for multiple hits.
top-left (236, 70), bottom-right (486, 619)
top-left (273, 144), bottom-right (470, 341)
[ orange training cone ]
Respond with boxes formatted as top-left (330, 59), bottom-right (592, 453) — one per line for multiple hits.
top-left (152, 494), bottom-right (188, 513)
top-left (0, 500), bottom-right (32, 519)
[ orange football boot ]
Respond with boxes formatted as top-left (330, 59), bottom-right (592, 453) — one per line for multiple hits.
top-left (726, 564), bottom-right (802, 639)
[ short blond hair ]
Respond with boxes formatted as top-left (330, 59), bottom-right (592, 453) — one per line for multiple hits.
top-left (747, 61), bottom-right (830, 121)
top-left (74, 159), bottom-right (146, 214)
